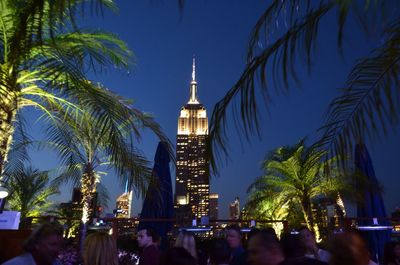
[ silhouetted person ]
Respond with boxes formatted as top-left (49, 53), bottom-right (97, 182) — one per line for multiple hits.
top-left (2, 223), bottom-right (64, 265)
top-left (299, 227), bottom-right (329, 262)
top-left (328, 231), bottom-right (371, 265)
top-left (247, 230), bottom-right (284, 265)
top-left (137, 227), bottom-right (160, 265)
top-left (384, 241), bottom-right (400, 265)
top-left (209, 238), bottom-right (231, 265)
top-left (175, 231), bottom-right (198, 261)
top-left (159, 247), bottom-right (198, 265)
top-left (280, 233), bottom-right (327, 265)
top-left (226, 224), bottom-right (247, 265)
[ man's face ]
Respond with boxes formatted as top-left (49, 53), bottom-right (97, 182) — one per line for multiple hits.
top-left (226, 229), bottom-right (241, 249)
top-left (247, 236), bottom-right (281, 265)
top-left (35, 234), bottom-right (64, 263)
top-left (137, 229), bottom-right (152, 248)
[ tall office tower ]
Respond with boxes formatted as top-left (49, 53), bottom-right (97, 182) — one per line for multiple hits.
top-left (175, 58), bottom-right (210, 220)
top-left (229, 197), bottom-right (240, 220)
top-left (209, 193), bottom-right (219, 220)
top-left (115, 191), bottom-right (132, 218)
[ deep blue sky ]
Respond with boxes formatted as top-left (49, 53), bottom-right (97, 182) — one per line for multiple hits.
top-left (29, 0), bottom-right (400, 218)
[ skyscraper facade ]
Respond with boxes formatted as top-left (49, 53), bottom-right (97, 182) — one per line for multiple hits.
top-left (175, 58), bottom-right (210, 219)
top-left (229, 197), bottom-right (240, 220)
top-left (209, 193), bottom-right (219, 220)
top-left (115, 191), bottom-right (132, 218)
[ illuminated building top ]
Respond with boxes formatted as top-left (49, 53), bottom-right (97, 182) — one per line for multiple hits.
top-left (177, 57), bottom-right (208, 136)
top-left (115, 191), bottom-right (132, 218)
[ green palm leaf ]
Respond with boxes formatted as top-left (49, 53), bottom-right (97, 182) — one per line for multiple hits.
top-left (5, 166), bottom-right (59, 220)
top-left (247, 140), bottom-right (348, 232)
top-left (315, 20), bottom-right (400, 166)
top-left (208, 0), bottom-right (398, 175)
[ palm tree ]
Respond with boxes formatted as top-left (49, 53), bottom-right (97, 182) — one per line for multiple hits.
top-left (43, 103), bottom-right (159, 225)
top-left (248, 140), bottom-right (343, 233)
top-left (246, 190), bottom-right (290, 237)
top-left (4, 165), bottom-right (59, 222)
top-left (49, 202), bottom-right (82, 238)
top-left (208, 0), bottom-right (400, 171)
top-left (0, 0), bottom-right (136, 176)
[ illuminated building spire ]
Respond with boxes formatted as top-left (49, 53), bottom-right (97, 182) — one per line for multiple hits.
top-left (188, 56), bottom-right (199, 104)
top-left (192, 56), bottom-right (196, 82)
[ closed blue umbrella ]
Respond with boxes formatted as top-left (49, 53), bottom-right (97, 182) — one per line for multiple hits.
top-left (139, 142), bottom-right (174, 248)
top-left (355, 144), bottom-right (391, 263)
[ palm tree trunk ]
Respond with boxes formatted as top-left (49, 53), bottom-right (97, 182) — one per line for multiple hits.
top-left (81, 175), bottom-right (96, 224)
top-left (79, 164), bottom-right (96, 250)
top-left (0, 92), bottom-right (18, 176)
top-left (300, 195), bottom-right (315, 232)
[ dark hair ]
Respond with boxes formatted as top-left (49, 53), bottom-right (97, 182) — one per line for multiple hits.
top-left (226, 224), bottom-right (241, 235)
top-left (250, 229), bottom-right (281, 250)
top-left (328, 231), bottom-right (370, 265)
top-left (209, 238), bottom-right (231, 264)
top-left (280, 233), bottom-right (306, 258)
top-left (24, 222), bottom-right (64, 252)
top-left (383, 241), bottom-right (400, 265)
top-left (159, 247), bottom-right (198, 265)
top-left (139, 227), bottom-right (160, 243)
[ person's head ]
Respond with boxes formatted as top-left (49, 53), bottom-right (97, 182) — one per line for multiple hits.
top-left (209, 238), bottom-right (231, 265)
top-left (299, 227), bottom-right (317, 252)
top-left (159, 247), bottom-right (198, 265)
top-left (384, 241), bottom-right (400, 264)
top-left (24, 222), bottom-right (64, 264)
top-left (395, 242), bottom-right (400, 259)
top-left (83, 232), bottom-right (118, 265)
top-left (280, 233), bottom-right (306, 258)
top-left (247, 230), bottom-right (284, 265)
top-left (137, 227), bottom-right (159, 248)
top-left (174, 231), bottom-right (197, 259)
top-left (225, 224), bottom-right (242, 249)
top-left (328, 231), bottom-right (370, 265)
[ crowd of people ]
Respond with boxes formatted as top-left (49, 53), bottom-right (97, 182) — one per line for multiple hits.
top-left (2, 223), bottom-right (400, 265)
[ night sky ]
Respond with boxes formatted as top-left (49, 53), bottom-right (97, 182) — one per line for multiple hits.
top-left (28, 0), bottom-right (400, 219)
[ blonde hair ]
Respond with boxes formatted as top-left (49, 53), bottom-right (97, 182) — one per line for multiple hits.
top-left (174, 231), bottom-right (198, 260)
top-left (83, 232), bottom-right (118, 265)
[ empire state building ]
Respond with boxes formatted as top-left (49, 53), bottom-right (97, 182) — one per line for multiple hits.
top-left (175, 58), bottom-right (209, 219)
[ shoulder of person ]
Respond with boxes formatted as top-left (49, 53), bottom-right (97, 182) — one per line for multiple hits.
top-left (368, 260), bottom-right (378, 265)
top-left (2, 253), bottom-right (36, 265)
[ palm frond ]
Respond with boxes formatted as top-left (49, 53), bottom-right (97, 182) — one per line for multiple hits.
top-left (41, 88), bottom-right (169, 197)
top-left (6, 166), bottom-right (59, 218)
top-left (5, 0), bottom-right (118, 62)
top-left (208, 1), bottom-right (337, 173)
top-left (2, 113), bottom-right (32, 178)
top-left (208, 1), bottom-right (388, 173)
top-left (32, 30), bottom-right (133, 74)
top-left (314, 20), bottom-right (400, 168)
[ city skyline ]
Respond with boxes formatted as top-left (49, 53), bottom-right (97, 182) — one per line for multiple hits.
top-left (26, 1), bottom-right (400, 219)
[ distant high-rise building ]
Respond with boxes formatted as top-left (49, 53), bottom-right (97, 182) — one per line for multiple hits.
top-left (175, 58), bottom-right (210, 220)
top-left (229, 197), bottom-right (240, 220)
top-left (115, 191), bottom-right (132, 218)
top-left (209, 193), bottom-right (219, 220)
top-left (71, 187), bottom-right (99, 219)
